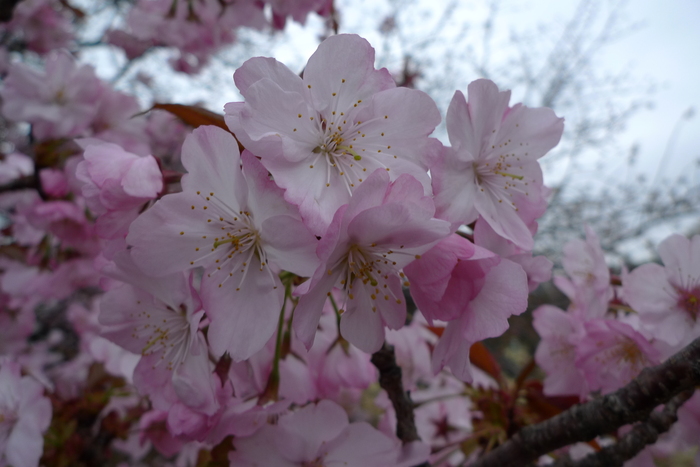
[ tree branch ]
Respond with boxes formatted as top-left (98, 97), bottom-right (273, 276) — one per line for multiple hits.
top-left (0, 175), bottom-right (37, 193)
top-left (0, 0), bottom-right (21, 22)
top-left (471, 336), bottom-right (700, 467)
top-left (371, 343), bottom-right (420, 444)
top-left (551, 389), bottom-right (694, 467)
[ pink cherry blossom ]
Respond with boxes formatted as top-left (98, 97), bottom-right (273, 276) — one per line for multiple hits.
top-left (98, 253), bottom-right (225, 421)
top-left (303, 302), bottom-right (377, 399)
top-left (0, 358), bottom-right (52, 467)
top-left (225, 33), bottom-right (441, 235)
top-left (3, 0), bottom-right (74, 55)
top-left (432, 79), bottom-right (564, 249)
top-left (553, 225), bottom-right (613, 319)
top-left (0, 153), bottom-right (33, 185)
top-left (404, 233), bottom-right (528, 381)
top-left (128, 125), bottom-right (318, 361)
top-left (294, 169), bottom-right (450, 353)
top-left (24, 200), bottom-right (99, 255)
top-left (98, 254), bottom-right (205, 373)
top-left (123, 0), bottom-right (265, 73)
top-left (0, 302), bottom-right (36, 357)
top-left (225, 296), bottom-right (375, 405)
top-left (623, 234), bottom-right (700, 348)
top-left (267, 0), bottom-right (333, 29)
top-left (532, 305), bottom-right (588, 397)
top-left (229, 399), bottom-right (429, 467)
top-left (0, 50), bottom-right (103, 140)
top-left (88, 87), bottom-right (150, 156)
top-left (416, 397), bottom-right (473, 464)
top-left (105, 29), bottom-right (153, 60)
top-left (575, 318), bottom-right (660, 395)
top-left (38, 169), bottom-right (69, 198)
top-left (76, 141), bottom-right (163, 241)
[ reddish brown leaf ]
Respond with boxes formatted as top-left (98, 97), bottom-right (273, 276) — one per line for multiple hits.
top-left (524, 381), bottom-right (580, 421)
top-left (152, 103), bottom-right (227, 130)
top-left (425, 325), bottom-right (445, 337)
top-left (470, 342), bottom-right (502, 383)
top-left (152, 104), bottom-right (245, 153)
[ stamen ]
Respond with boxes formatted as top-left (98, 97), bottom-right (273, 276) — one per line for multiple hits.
top-left (494, 171), bottom-right (524, 180)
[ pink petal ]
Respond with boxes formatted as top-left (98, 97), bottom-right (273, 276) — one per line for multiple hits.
top-left (202, 257), bottom-right (284, 361)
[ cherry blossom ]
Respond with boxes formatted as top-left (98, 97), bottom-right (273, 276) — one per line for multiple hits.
top-left (128, 125), bottom-right (318, 361)
top-left (98, 254), bottom-right (207, 385)
top-left (532, 305), bottom-right (588, 397)
top-left (225, 33), bottom-right (441, 234)
top-left (0, 358), bottom-right (52, 467)
top-left (624, 234), bottom-right (700, 348)
top-left (266, 0), bottom-right (333, 29)
top-left (554, 225), bottom-right (613, 319)
top-left (575, 318), bottom-right (661, 395)
top-left (294, 169), bottom-right (450, 353)
top-left (432, 79), bottom-right (564, 249)
top-left (0, 50), bottom-right (102, 140)
top-left (229, 399), bottom-right (429, 467)
top-left (76, 141), bottom-right (163, 242)
top-left (2, 0), bottom-right (74, 55)
top-left (121, 0), bottom-right (265, 73)
top-left (404, 233), bottom-right (528, 381)
top-left (0, 153), bottom-right (33, 185)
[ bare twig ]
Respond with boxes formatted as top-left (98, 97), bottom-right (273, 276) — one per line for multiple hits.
top-left (471, 336), bottom-right (700, 467)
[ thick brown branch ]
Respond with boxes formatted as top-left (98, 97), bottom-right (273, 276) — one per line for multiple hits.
top-left (371, 343), bottom-right (420, 444)
top-left (472, 336), bottom-right (700, 467)
top-left (552, 390), bottom-right (694, 467)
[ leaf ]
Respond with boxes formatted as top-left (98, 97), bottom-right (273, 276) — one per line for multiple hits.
top-left (151, 104), bottom-right (245, 152)
top-left (470, 342), bottom-right (502, 382)
top-left (152, 104), bottom-right (228, 130)
top-left (425, 325), bottom-right (445, 337)
top-left (524, 381), bottom-right (580, 421)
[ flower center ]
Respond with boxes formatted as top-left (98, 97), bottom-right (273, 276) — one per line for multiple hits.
top-left (333, 244), bottom-right (405, 312)
top-left (133, 303), bottom-right (194, 371)
top-left (473, 153), bottom-right (529, 210)
top-left (677, 286), bottom-right (700, 320)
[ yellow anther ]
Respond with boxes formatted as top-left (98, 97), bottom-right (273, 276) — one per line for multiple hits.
top-left (494, 171), bottom-right (524, 180)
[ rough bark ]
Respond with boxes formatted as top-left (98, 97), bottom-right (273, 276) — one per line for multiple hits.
top-left (472, 336), bottom-right (700, 467)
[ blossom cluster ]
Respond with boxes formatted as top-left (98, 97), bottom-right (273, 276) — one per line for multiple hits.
top-left (1, 1), bottom-right (699, 465)
top-left (108, 0), bottom-right (333, 73)
top-left (533, 229), bottom-right (700, 465)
